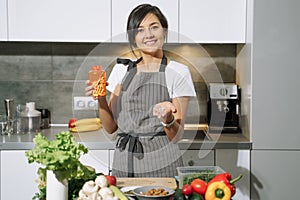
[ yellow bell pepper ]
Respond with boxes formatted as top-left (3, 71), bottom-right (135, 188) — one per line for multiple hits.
top-left (205, 181), bottom-right (231, 200)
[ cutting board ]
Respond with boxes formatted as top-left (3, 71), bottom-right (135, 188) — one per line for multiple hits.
top-left (117, 178), bottom-right (177, 190)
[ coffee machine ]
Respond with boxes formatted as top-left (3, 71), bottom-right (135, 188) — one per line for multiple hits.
top-left (207, 83), bottom-right (241, 133)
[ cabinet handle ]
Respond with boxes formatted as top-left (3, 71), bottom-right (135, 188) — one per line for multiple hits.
top-left (188, 160), bottom-right (194, 166)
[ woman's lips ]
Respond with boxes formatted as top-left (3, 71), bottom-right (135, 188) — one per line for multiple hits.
top-left (144, 40), bottom-right (157, 46)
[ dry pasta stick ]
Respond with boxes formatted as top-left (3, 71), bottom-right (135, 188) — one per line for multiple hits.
top-left (92, 71), bottom-right (106, 97)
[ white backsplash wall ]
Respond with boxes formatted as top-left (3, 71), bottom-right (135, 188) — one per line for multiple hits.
top-left (0, 43), bottom-right (236, 124)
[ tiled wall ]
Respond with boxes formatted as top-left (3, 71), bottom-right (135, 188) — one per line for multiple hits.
top-left (0, 42), bottom-right (236, 124)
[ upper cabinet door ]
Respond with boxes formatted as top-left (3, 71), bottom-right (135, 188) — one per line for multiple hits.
top-left (179, 0), bottom-right (247, 43)
top-left (0, 0), bottom-right (8, 41)
top-left (7, 0), bottom-right (111, 42)
top-left (112, 0), bottom-right (179, 43)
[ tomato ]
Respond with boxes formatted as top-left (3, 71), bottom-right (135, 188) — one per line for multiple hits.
top-left (105, 175), bottom-right (117, 186)
top-left (191, 179), bottom-right (207, 195)
top-left (182, 184), bottom-right (193, 196)
top-left (68, 118), bottom-right (77, 128)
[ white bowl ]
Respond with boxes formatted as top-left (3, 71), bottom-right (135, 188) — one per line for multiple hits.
top-left (132, 186), bottom-right (175, 200)
top-left (121, 186), bottom-right (142, 197)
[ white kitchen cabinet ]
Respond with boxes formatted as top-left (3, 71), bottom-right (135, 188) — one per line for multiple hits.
top-left (0, 151), bottom-right (1, 199)
top-left (0, 150), bottom-right (109, 200)
top-left (252, 0), bottom-right (300, 150)
top-left (216, 149), bottom-right (250, 200)
top-left (179, 0), bottom-right (247, 43)
top-left (111, 0), bottom-right (179, 42)
top-left (251, 150), bottom-right (300, 199)
top-left (7, 0), bottom-right (110, 42)
top-left (250, 0), bottom-right (300, 198)
top-left (79, 150), bottom-right (110, 174)
top-left (0, 0), bottom-right (7, 41)
top-left (1, 150), bottom-right (40, 200)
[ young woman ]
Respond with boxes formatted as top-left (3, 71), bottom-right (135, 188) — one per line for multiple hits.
top-left (86, 4), bottom-right (196, 177)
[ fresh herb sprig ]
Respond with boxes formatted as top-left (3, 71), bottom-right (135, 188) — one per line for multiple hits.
top-left (182, 170), bottom-right (218, 185)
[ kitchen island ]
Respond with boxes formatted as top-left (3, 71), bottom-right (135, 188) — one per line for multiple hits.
top-left (0, 126), bottom-right (251, 200)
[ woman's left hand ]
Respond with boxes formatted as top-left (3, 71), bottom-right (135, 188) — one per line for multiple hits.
top-left (153, 102), bottom-right (177, 123)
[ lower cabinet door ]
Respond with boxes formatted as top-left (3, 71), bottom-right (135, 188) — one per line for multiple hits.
top-left (1, 150), bottom-right (40, 200)
top-left (0, 150), bottom-right (110, 200)
top-left (79, 150), bottom-right (110, 174)
top-left (251, 150), bottom-right (300, 200)
top-left (216, 149), bottom-right (250, 200)
top-left (181, 150), bottom-right (214, 166)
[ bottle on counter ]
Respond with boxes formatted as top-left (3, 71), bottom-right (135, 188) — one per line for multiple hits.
top-left (88, 65), bottom-right (106, 98)
top-left (21, 102), bottom-right (41, 134)
top-left (4, 98), bottom-right (14, 134)
top-left (37, 108), bottom-right (51, 129)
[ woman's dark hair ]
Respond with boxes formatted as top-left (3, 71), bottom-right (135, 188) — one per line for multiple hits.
top-left (127, 4), bottom-right (168, 50)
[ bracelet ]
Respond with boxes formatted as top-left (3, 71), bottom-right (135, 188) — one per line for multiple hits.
top-left (160, 115), bottom-right (176, 127)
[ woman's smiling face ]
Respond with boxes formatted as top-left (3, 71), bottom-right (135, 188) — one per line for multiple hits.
top-left (135, 13), bottom-right (166, 55)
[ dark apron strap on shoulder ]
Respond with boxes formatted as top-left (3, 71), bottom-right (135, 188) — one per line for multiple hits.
top-left (159, 55), bottom-right (167, 72)
top-left (117, 55), bottom-right (167, 91)
top-left (117, 57), bottom-right (143, 91)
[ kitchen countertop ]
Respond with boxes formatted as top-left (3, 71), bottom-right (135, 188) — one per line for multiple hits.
top-left (0, 126), bottom-right (251, 150)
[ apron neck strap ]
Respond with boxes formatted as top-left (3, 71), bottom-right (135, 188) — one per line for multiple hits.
top-left (116, 57), bottom-right (143, 71)
top-left (118, 55), bottom-right (167, 91)
top-left (117, 55), bottom-right (167, 71)
top-left (159, 55), bottom-right (167, 72)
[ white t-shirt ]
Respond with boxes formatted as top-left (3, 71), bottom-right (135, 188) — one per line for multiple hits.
top-left (106, 60), bottom-right (196, 98)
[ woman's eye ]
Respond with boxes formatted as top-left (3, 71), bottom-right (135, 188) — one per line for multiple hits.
top-left (151, 26), bottom-right (159, 31)
top-left (137, 28), bottom-right (144, 33)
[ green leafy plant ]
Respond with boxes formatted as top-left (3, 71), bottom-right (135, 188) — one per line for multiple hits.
top-left (26, 131), bottom-right (96, 200)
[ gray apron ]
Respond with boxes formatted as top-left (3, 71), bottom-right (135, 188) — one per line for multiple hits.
top-left (112, 55), bottom-right (183, 177)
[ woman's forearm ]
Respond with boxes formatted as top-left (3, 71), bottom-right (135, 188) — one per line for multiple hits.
top-left (164, 119), bottom-right (184, 143)
top-left (163, 97), bottom-right (191, 143)
top-left (98, 97), bottom-right (118, 134)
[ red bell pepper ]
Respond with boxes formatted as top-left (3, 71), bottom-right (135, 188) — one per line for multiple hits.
top-left (68, 118), bottom-right (77, 128)
top-left (208, 173), bottom-right (242, 197)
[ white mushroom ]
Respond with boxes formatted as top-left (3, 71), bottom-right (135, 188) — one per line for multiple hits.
top-left (96, 193), bottom-right (103, 200)
top-left (89, 192), bottom-right (102, 200)
top-left (79, 197), bottom-right (90, 200)
top-left (79, 189), bottom-right (89, 198)
top-left (98, 187), bottom-right (114, 200)
top-left (78, 193), bottom-right (89, 200)
top-left (82, 180), bottom-right (99, 196)
top-left (95, 175), bottom-right (108, 188)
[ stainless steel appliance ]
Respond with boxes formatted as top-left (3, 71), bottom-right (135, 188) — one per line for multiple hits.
top-left (207, 83), bottom-right (241, 133)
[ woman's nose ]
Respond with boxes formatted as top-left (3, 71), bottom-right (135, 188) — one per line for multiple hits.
top-left (144, 28), bottom-right (154, 37)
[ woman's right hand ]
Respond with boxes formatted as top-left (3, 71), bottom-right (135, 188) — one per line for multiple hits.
top-left (85, 80), bottom-right (95, 98)
top-left (85, 80), bottom-right (109, 100)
